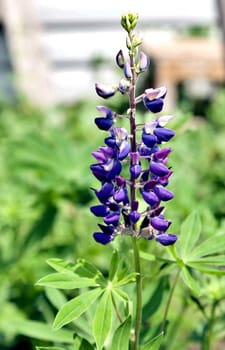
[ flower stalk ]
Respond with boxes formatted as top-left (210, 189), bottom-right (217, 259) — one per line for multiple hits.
top-left (90, 12), bottom-right (177, 349)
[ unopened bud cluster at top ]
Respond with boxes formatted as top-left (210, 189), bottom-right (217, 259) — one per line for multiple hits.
top-left (90, 13), bottom-right (177, 247)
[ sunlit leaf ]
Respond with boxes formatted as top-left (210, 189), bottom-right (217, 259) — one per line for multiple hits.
top-left (112, 287), bottom-right (129, 303)
top-left (93, 290), bottom-right (112, 350)
top-left (188, 255), bottom-right (225, 265)
top-left (187, 263), bottom-right (225, 275)
top-left (139, 251), bottom-right (156, 262)
top-left (8, 319), bottom-right (74, 343)
top-left (188, 233), bottom-right (225, 259)
top-left (53, 288), bottom-right (103, 330)
top-left (36, 272), bottom-right (99, 289)
top-left (181, 267), bottom-right (201, 295)
top-left (109, 250), bottom-right (119, 281)
top-left (177, 211), bottom-right (201, 259)
top-left (47, 258), bottom-right (75, 273)
top-left (45, 287), bottom-right (67, 310)
top-left (113, 273), bottom-right (137, 287)
top-left (110, 315), bottom-right (131, 350)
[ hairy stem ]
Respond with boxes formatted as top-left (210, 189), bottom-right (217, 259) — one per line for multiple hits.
top-left (132, 237), bottom-right (142, 350)
top-left (128, 31), bottom-right (142, 350)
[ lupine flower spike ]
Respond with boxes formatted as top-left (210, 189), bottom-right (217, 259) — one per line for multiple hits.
top-left (90, 13), bottom-right (177, 247)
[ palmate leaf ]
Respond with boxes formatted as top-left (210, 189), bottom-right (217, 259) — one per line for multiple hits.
top-left (7, 319), bottom-right (74, 343)
top-left (177, 211), bottom-right (202, 259)
top-left (141, 332), bottom-right (164, 350)
top-left (36, 347), bottom-right (66, 350)
top-left (36, 272), bottom-right (99, 289)
top-left (113, 272), bottom-right (137, 287)
top-left (47, 258), bottom-right (76, 273)
top-left (110, 315), bottom-right (131, 350)
top-left (187, 263), bottom-right (225, 276)
top-left (93, 289), bottom-right (112, 350)
top-left (109, 250), bottom-right (119, 281)
top-left (188, 255), bottom-right (225, 265)
top-left (181, 267), bottom-right (201, 295)
top-left (53, 288), bottom-right (103, 330)
top-left (188, 232), bottom-right (225, 259)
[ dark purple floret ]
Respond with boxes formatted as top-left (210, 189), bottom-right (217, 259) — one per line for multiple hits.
top-left (151, 216), bottom-right (171, 231)
top-left (95, 117), bottom-right (113, 131)
top-left (90, 205), bottom-right (110, 217)
top-left (144, 97), bottom-right (164, 113)
top-left (113, 187), bottom-right (129, 203)
top-left (154, 127), bottom-right (175, 142)
top-left (90, 164), bottom-right (107, 182)
top-left (154, 184), bottom-right (174, 201)
top-left (95, 183), bottom-right (114, 203)
top-left (153, 148), bottom-right (172, 161)
top-left (156, 233), bottom-right (177, 246)
top-left (104, 212), bottom-right (120, 225)
top-left (129, 211), bottom-right (141, 223)
top-left (142, 131), bottom-right (157, 148)
top-left (150, 161), bottom-right (170, 177)
top-left (141, 190), bottom-right (159, 207)
top-left (93, 232), bottom-right (114, 245)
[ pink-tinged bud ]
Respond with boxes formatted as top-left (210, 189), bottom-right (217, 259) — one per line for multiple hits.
top-left (139, 51), bottom-right (150, 71)
top-left (95, 83), bottom-right (117, 99)
top-left (124, 62), bottom-right (132, 79)
top-left (145, 86), bottom-right (167, 101)
top-left (116, 49), bottom-right (125, 68)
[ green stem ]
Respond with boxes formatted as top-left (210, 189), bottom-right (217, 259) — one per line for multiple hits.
top-left (111, 292), bottom-right (124, 323)
top-left (161, 269), bottom-right (180, 333)
top-left (203, 301), bottom-right (217, 350)
top-left (132, 237), bottom-right (142, 350)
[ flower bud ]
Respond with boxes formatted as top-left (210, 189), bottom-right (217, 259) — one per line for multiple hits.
top-left (124, 62), bottom-right (132, 79)
top-left (116, 49), bottom-right (125, 68)
top-left (139, 51), bottom-right (150, 71)
top-left (121, 13), bottom-right (139, 33)
top-left (95, 83), bottom-right (116, 99)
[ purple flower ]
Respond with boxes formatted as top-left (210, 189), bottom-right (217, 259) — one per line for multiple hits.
top-left (93, 232), bottom-right (114, 245)
top-left (156, 233), bottom-right (177, 246)
top-left (151, 216), bottom-right (171, 231)
top-left (154, 185), bottom-right (174, 201)
top-left (143, 87), bottom-right (167, 113)
top-left (139, 51), bottom-right (150, 71)
top-left (124, 62), bottom-right (132, 79)
top-left (95, 83), bottom-right (117, 99)
top-left (90, 205), bottom-right (110, 217)
top-left (116, 49), bottom-right (125, 68)
top-left (150, 161), bottom-right (170, 177)
top-left (91, 24), bottom-right (177, 246)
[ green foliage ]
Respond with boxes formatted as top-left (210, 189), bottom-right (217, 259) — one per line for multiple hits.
top-left (1, 90), bottom-right (225, 350)
top-left (110, 316), bottom-right (131, 350)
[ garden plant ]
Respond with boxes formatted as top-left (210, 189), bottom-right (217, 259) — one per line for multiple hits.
top-left (35, 13), bottom-right (225, 350)
top-left (1, 13), bottom-right (225, 350)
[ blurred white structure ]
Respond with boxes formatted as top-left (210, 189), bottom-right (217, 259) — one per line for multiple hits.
top-left (0, 0), bottom-right (219, 105)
